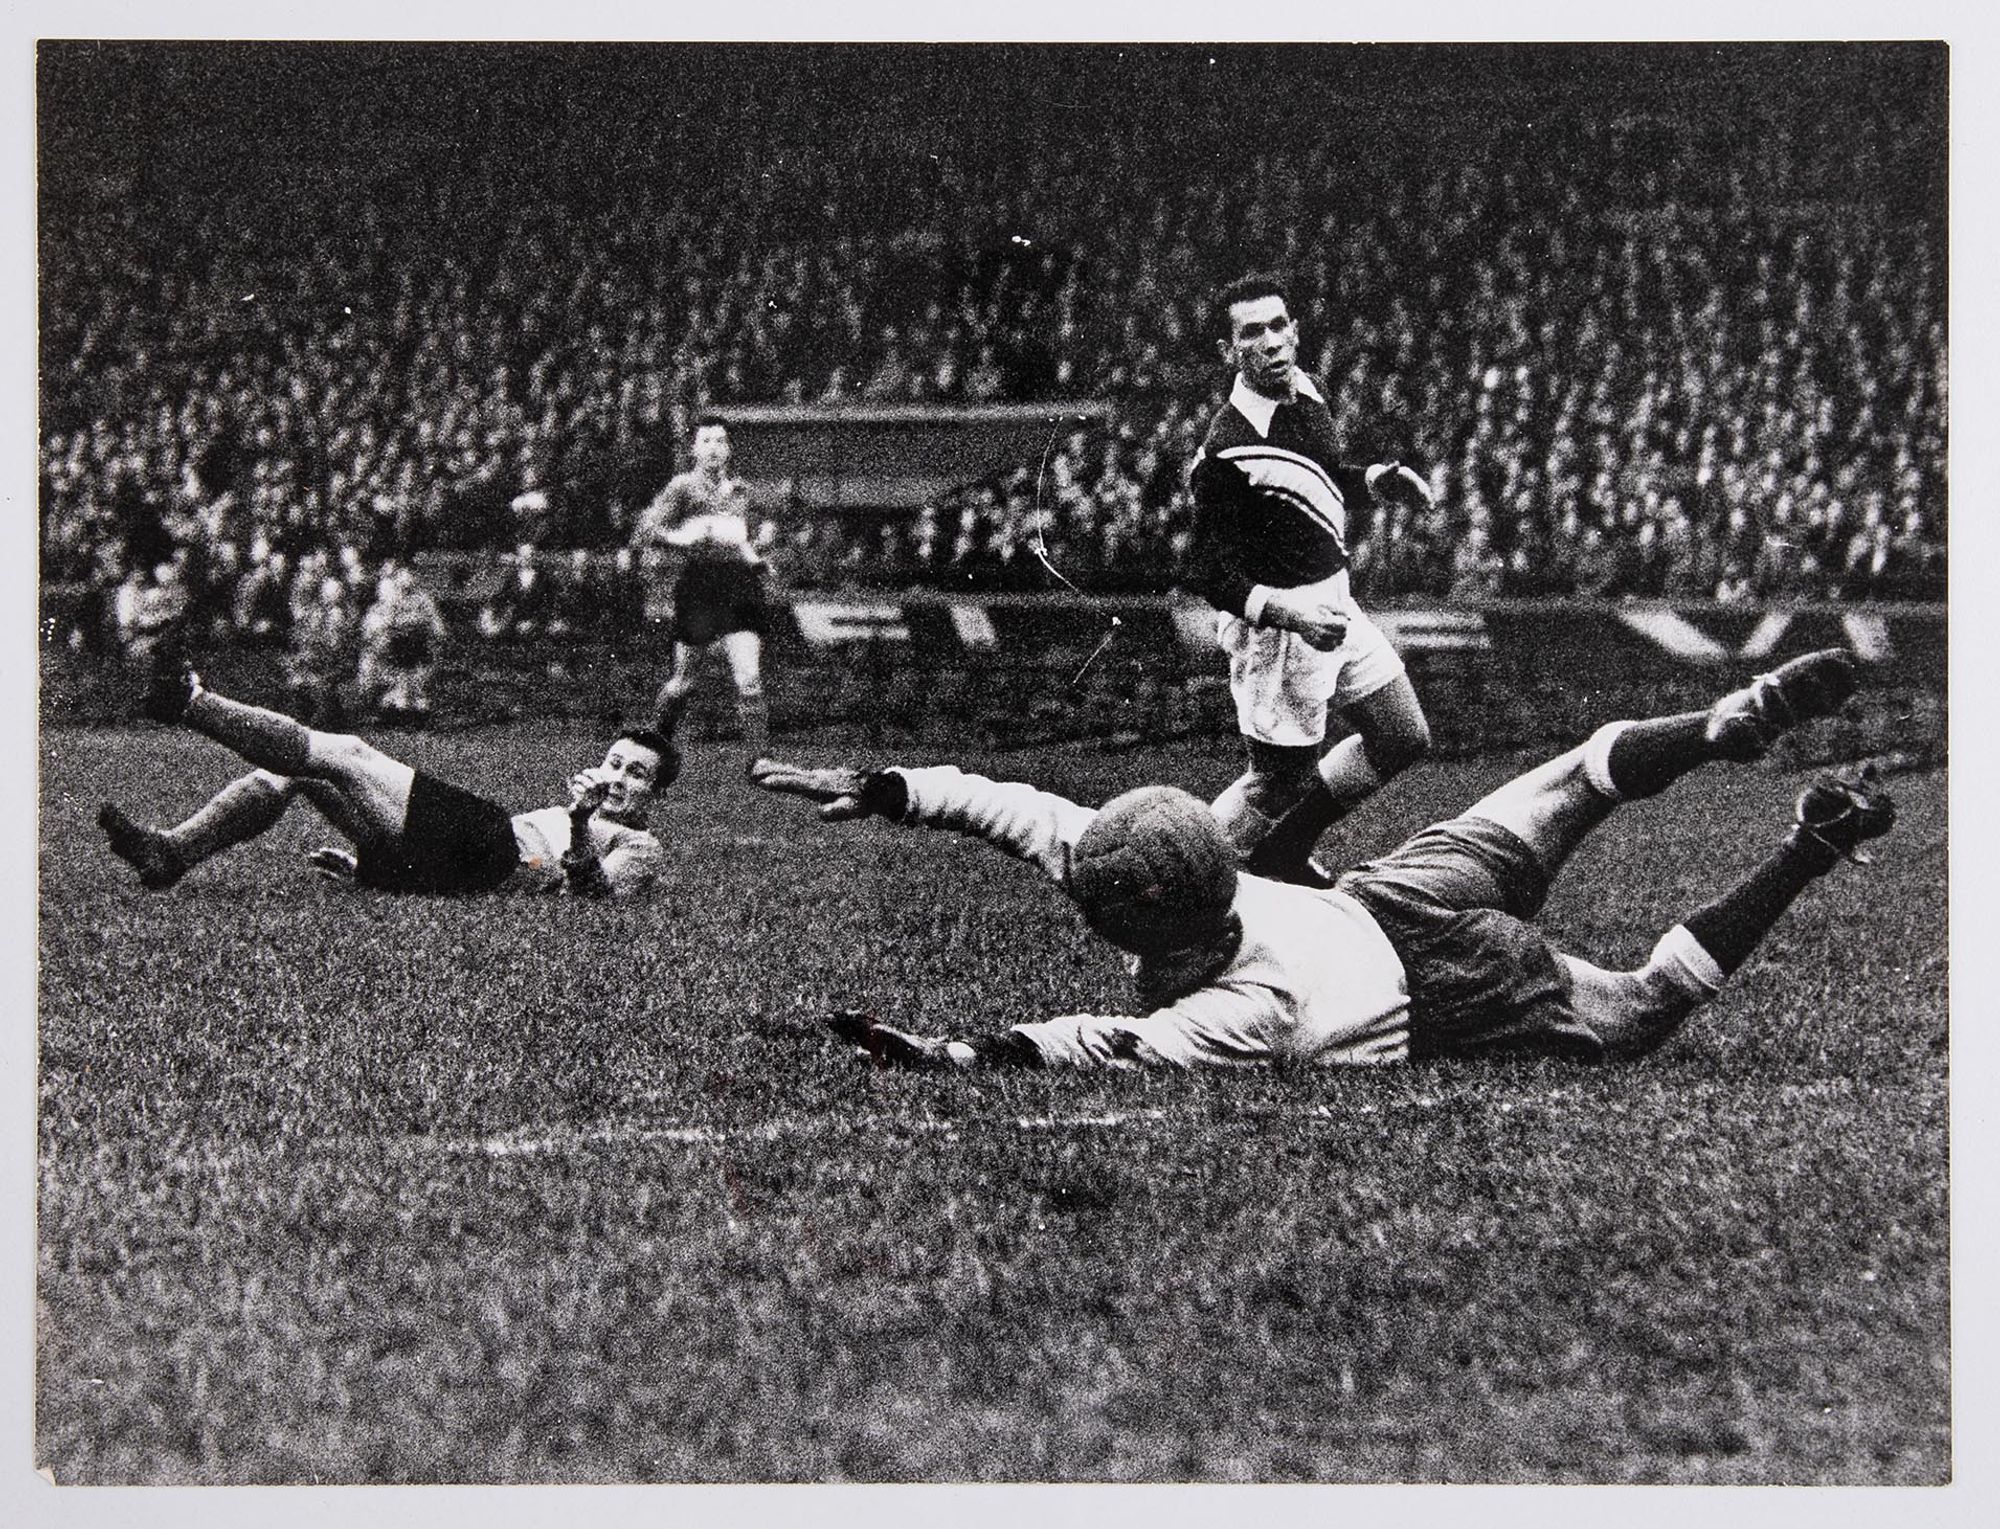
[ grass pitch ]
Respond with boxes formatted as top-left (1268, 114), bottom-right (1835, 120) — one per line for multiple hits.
top-left (36, 722), bottom-right (1949, 1483)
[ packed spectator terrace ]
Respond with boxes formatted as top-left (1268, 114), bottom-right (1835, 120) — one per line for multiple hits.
top-left (40, 42), bottom-right (1946, 650)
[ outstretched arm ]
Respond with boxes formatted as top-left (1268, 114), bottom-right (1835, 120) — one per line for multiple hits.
top-left (829, 981), bottom-right (1289, 1072)
top-left (751, 759), bottom-right (1096, 885)
top-left (1007, 982), bottom-right (1285, 1068)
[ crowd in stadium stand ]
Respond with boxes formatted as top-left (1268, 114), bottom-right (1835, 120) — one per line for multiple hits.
top-left (40, 50), bottom-right (1946, 661)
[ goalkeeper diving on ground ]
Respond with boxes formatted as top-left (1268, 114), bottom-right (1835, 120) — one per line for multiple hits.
top-left (751, 649), bottom-right (1889, 1069)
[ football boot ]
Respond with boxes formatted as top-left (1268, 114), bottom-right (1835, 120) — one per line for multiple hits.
top-left (143, 659), bottom-right (202, 725)
top-left (1789, 765), bottom-right (1896, 865)
top-left (1705, 648), bottom-right (1859, 761)
top-left (97, 802), bottom-right (187, 890)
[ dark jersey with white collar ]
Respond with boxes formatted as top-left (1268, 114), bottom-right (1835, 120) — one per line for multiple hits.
top-left (1186, 371), bottom-right (1379, 618)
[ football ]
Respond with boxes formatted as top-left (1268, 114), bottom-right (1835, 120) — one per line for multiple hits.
top-left (1069, 786), bottom-right (1239, 955)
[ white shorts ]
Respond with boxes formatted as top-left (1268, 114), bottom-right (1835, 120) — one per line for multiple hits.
top-left (1218, 604), bottom-right (1407, 747)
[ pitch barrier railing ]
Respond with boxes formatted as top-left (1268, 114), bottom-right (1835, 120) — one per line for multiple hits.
top-left (40, 587), bottom-right (1946, 764)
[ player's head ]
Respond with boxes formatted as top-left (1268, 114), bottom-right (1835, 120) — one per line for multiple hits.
top-left (1069, 786), bottom-right (1240, 959)
top-left (596, 728), bottom-right (681, 824)
top-left (692, 415), bottom-right (732, 473)
top-left (1214, 272), bottom-right (1298, 394)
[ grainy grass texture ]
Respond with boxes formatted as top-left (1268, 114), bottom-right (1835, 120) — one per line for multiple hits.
top-left (37, 724), bottom-right (1948, 1483)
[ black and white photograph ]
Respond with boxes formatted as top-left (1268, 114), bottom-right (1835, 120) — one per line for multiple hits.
top-left (23, 7), bottom-right (1970, 1507)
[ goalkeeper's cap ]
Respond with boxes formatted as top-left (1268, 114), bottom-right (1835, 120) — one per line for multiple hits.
top-left (1069, 786), bottom-right (1239, 956)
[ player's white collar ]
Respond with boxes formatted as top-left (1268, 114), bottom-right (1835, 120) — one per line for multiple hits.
top-left (1229, 369), bottom-right (1324, 437)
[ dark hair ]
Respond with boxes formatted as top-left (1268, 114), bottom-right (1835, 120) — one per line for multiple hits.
top-left (1213, 272), bottom-right (1292, 339)
top-left (615, 728), bottom-right (683, 788)
top-left (693, 413), bottom-right (730, 433)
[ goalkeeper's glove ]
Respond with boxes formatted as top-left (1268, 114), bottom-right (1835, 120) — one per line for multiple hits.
top-left (307, 846), bottom-right (358, 882)
top-left (825, 1010), bottom-right (1042, 1070)
top-left (749, 759), bottom-right (909, 821)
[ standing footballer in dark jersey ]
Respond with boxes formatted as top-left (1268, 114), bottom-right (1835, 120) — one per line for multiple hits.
top-left (633, 417), bottom-right (772, 752)
top-left (1187, 272), bottom-right (1435, 885)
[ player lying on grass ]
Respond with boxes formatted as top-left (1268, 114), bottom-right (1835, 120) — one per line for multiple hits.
top-left (752, 649), bottom-right (1888, 1068)
top-left (98, 665), bottom-right (674, 898)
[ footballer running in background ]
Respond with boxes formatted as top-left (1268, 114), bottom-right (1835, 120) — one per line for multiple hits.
top-left (98, 664), bottom-right (674, 899)
top-left (632, 416), bottom-right (774, 753)
top-left (1187, 271), bottom-right (1436, 886)
top-left (753, 650), bottom-right (1882, 1071)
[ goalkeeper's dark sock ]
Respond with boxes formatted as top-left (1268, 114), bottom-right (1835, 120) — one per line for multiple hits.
top-left (1249, 779), bottom-right (1341, 876)
top-left (163, 772), bottom-right (291, 866)
top-left (183, 688), bottom-right (313, 775)
top-left (1250, 733), bottom-right (1396, 877)
top-left (1679, 840), bottom-right (1829, 976)
top-left (1583, 714), bottom-right (1712, 800)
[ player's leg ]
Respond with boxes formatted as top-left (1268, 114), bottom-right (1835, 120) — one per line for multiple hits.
top-left (1464, 648), bottom-right (1859, 881)
top-left (290, 777), bottom-right (379, 844)
top-left (353, 650), bottom-right (381, 716)
top-left (286, 775), bottom-right (388, 880)
top-left (405, 660), bottom-right (435, 717)
top-left (1210, 622), bottom-right (1331, 859)
top-left (1212, 740), bottom-right (1322, 860)
top-left (1561, 770), bottom-right (1894, 1060)
top-left (1250, 669), bottom-right (1431, 883)
top-left (653, 641), bottom-right (703, 738)
top-left (149, 667), bottom-right (417, 841)
top-left (98, 768), bottom-right (299, 889)
top-left (721, 629), bottom-right (769, 751)
top-left (1327, 670), bottom-right (1432, 800)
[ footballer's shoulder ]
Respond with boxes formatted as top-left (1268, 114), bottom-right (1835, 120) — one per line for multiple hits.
top-left (1200, 400), bottom-right (1259, 451)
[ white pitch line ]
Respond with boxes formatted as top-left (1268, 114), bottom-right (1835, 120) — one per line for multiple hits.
top-left (386, 1076), bottom-right (1874, 1162)
top-left (402, 1106), bottom-right (1174, 1160)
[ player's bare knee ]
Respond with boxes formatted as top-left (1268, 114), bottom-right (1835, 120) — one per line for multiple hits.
top-left (303, 731), bottom-right (368, 771)
top-left (1565, 965), bottom-right (1683, 1062)
top-left (1461, 746), bottom-right (1602, 845)
top-left (1564, 938), bottom-right (1716, 1062)
top-left (249, 769), bottom-right (299, 798)
top-left (1364, 712), bottom-right (1431, 777)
